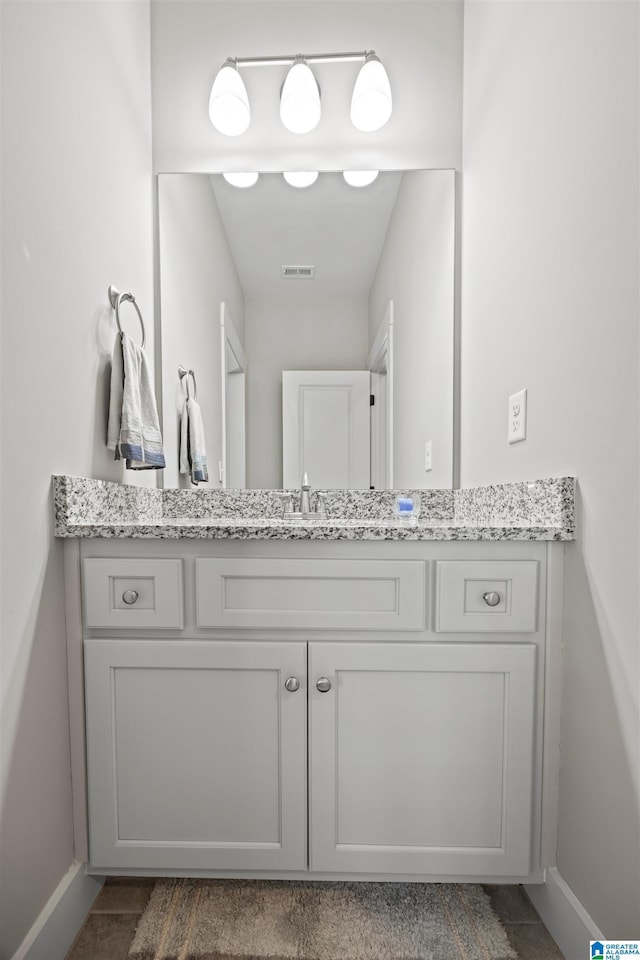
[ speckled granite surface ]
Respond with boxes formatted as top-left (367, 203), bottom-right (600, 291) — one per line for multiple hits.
top-left (53, 475), bottom-right (575, 541)
top-left (454, 477), bottom-right (575, 529)
top-left (160, 487), bottom-right (455, 522)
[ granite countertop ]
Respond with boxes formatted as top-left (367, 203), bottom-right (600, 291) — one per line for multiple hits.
top-left (52, 475), bottom-right (576, 541)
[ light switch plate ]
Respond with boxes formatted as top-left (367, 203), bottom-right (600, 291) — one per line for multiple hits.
top-left (424, 441), bottom-right (432, 472)
top-left (508, 389), bottom-right (527, 443)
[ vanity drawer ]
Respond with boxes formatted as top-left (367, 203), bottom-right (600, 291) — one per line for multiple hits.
top-left (83, 559), bottom-right (184, 630)
top-left (196, 558), bottom-right (426, 631)
top-left (435, 560), bottom-right (538, 633)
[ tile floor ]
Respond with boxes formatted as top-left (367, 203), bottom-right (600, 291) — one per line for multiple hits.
top-left (65, 878), bottom-right (565, 960)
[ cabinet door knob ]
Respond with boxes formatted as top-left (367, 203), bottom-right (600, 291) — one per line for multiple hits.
top-left (122, 589), bottom-right (139, 605)
top-left (482, 590), bottom-right (501, 607)
top-left (316, 677), bottom-right (332, 693)
top-left (284, 676), bottom-right (300, 693)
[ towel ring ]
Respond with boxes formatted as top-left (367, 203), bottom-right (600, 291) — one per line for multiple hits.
top-left (178, 364), bottom-right (197, 401)
top-left (108, 285), bottom-right (146, 349)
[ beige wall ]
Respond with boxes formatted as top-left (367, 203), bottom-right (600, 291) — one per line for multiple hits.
top-left (461, 0), bottom-right (639, 936)
top-left (369, 169), bottom-right (455, 489)
top-left (245, 297), bottom-right (368, 488)
top-left (0, 3), bottom-right (154, 956)
top-left (150, 0), bottom-right (463, 173)
top-left (158, 174), bottom-right (245, 488)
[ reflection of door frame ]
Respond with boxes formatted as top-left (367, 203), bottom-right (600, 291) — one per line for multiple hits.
top-left (220, 302), bottom-right (246, 489)
top-left (368, 300), bottom-right (394, 489)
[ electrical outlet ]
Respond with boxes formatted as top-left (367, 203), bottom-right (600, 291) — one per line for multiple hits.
top-left (508, 389), bottom-right (527, 443)
top-left (424, 441), bottom-right (432, 471)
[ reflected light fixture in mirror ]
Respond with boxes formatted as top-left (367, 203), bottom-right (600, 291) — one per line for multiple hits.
top-left (351, 53), bottom-right (392, 131)
top-left (283, 171), bottom-right (319, 188)
top-left (223, 172), bottom-right (260, 188)
top-left (343, 170), bottom-right (379, 187)
top-left (208, 59), bottom-right (250, 136)
top-left (280, 58), bottom-right (321, 133)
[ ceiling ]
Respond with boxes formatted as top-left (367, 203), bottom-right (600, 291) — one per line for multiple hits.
top-left (209, 171), bottom-right (403, 299)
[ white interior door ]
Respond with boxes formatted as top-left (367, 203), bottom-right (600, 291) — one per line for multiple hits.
top-left (282, 370), bottom-right (370, 489)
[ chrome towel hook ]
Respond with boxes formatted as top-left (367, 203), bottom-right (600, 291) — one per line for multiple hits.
top-left (178, 364), bottom-right (198, 401)
top-left (108, 285), bottom-right (146, 349)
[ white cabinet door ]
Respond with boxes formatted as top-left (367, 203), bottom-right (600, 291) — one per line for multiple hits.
top-left (85, 640), bottom-right (306, 871)
top-left (309, 642), bottom-right (536, 877)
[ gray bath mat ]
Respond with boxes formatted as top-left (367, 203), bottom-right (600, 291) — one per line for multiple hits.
top-left (128, 878), bottom-right (516, 960)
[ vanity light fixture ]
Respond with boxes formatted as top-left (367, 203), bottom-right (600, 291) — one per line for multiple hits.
top-left (280, 58), bottom-right (321, 133)
top-left (208, 58), bottom-right (251, 136)
top-left (209, 51), bottom-right (392, 136)
top-left (350, 53), bottom-right (393, 132)
top-left (283, 171), bottom-right (319, 188)
top-left (222, 171), bottom-right (259, 187)
top-left (343, 170), bottom-right (379, 187)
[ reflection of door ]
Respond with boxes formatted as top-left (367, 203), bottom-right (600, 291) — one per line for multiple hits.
top-left (282, 371), bottom-right (370, 489)
top-left (369, 301), bottom-right (394, 490)
top-left (220, 303), bottom-right (246, 489)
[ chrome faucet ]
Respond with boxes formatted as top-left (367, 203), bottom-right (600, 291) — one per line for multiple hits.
top-left (275, 474), bottom-right (329, 520)
top-left (299, 472), bottom-right (311, 514)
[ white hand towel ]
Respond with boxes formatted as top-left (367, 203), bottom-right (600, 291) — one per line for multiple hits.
top-left (179, 396), bottom-right (208, 484)
top-left (107, 332), bottom-right (165, 469)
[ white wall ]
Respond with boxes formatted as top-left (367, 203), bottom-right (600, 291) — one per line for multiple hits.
top-left (245, 297), bottom-right (368, 487)
top-left (461, 0), bottom-right (639, 937)
top-left (0, 3), bottom-right (154, 957)
top-left (158, 175), bottom-right (245, 488)
top-left (150, 1), bottom-right (463, 173)
top-left (369, 169), bottom-right (455, 488)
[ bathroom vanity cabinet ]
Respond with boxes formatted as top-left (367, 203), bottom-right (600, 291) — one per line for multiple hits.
top-left (74, 537), bottom-right (555, 884)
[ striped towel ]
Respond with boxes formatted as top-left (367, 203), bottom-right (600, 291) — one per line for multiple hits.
top-left (107, 331), bottom-right (165, 469)
top-left (179, 396), bottom-right (209, 484)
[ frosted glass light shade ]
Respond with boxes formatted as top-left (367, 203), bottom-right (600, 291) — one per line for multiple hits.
top-left (350, 54), bottom-right (392, 132)
top-left (343, 170), bottom-right (379, 187)
top-left (280, 60), bottom-right (321, 134)
top-left (283, 171), bottom-right (319, 188)
top-left (223, 172), bottom-right (259, 188)
top-left (209, 60), bottom-right (250, 136)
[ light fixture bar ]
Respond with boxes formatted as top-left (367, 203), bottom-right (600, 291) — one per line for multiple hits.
top-left (230, 51), bottom-right (373, 68)
top-left (209, 49), bottom-right (391, 136)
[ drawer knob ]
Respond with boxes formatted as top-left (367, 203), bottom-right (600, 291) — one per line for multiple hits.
top-left (122, 589), bottom-right (139, 606)
top-left (316, 677), bottom-right (332, 693)
top-left (482, 590), bottom-right (501, 607)
top-left (284, 676), bottom-right (300, 693)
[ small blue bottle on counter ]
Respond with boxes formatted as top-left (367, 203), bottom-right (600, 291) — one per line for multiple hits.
top-left (394, 495), bottom-right (419, 524)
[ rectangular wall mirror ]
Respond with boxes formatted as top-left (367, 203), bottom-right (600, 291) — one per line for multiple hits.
top-left (158, 169), bottom-right (455, 490)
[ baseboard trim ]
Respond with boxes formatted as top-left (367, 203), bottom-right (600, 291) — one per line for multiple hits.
top-left (10, 862), bottom-right (103, 960)
top-left (526, 868), bottom-right (605, 960)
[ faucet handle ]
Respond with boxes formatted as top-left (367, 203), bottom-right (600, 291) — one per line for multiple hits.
top-left (273, 492), bottom-right (294, 518)
top-left (315, 493), bottom-right (330, 517)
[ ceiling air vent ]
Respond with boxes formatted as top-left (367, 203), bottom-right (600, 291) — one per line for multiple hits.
top-left (281, 265), bottom-right (315, 279)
